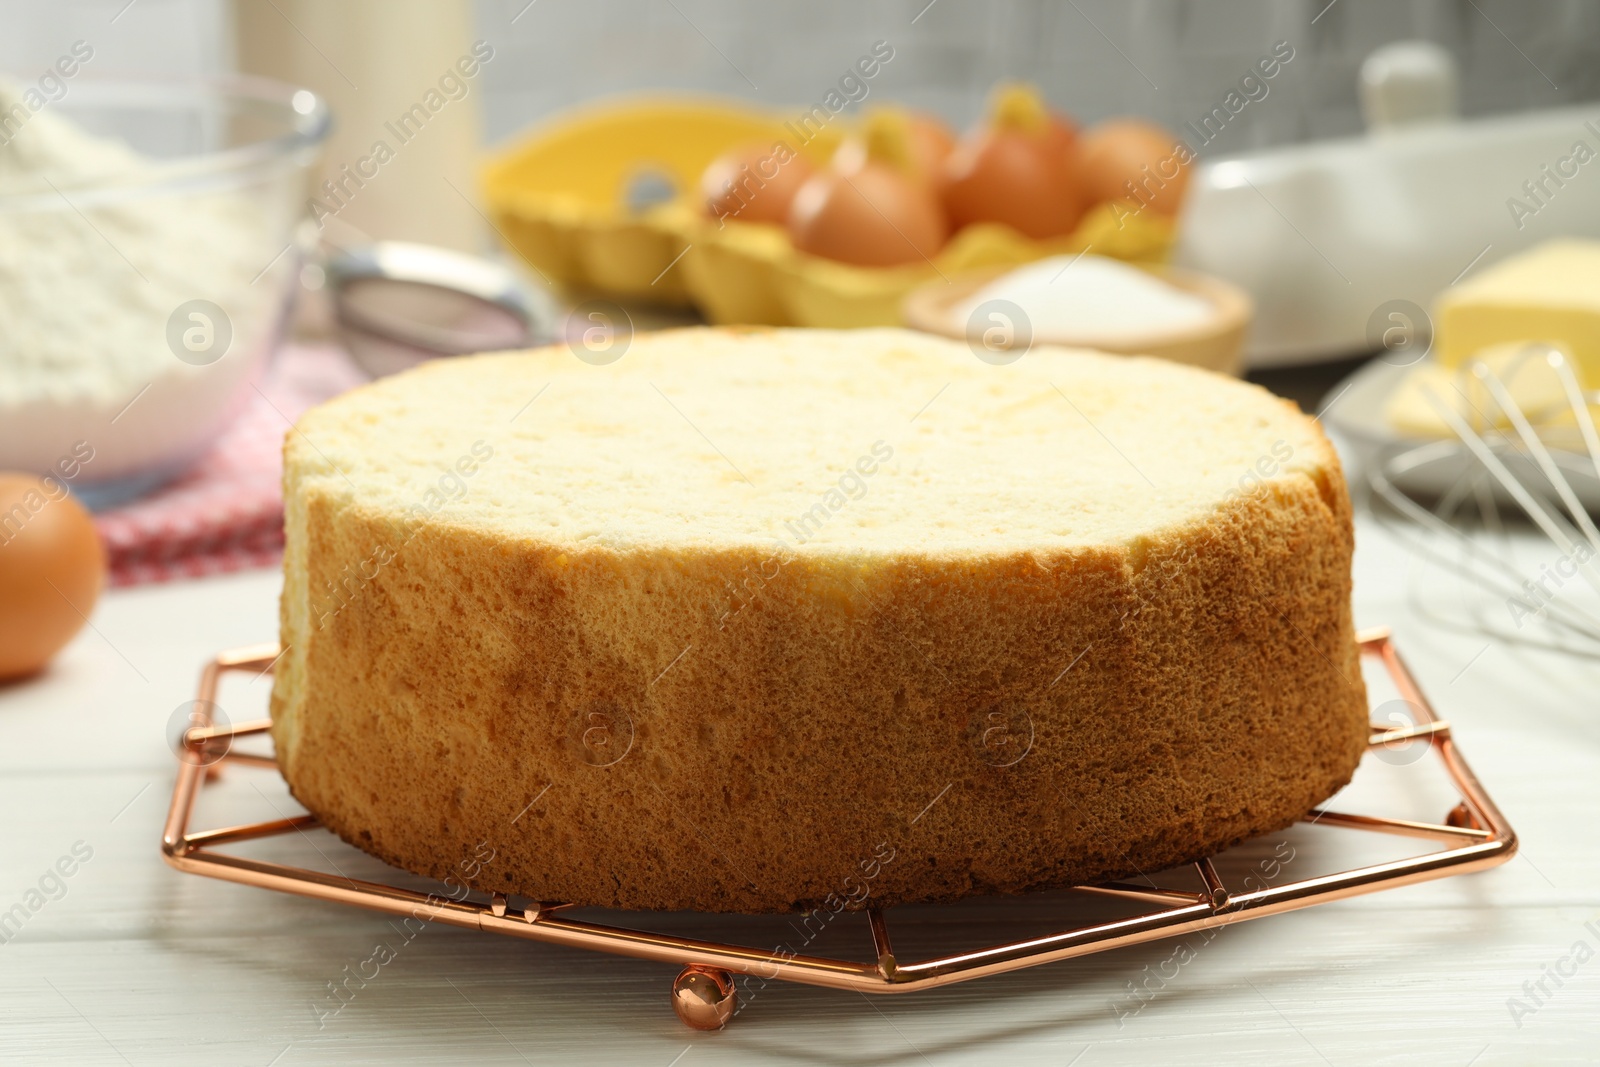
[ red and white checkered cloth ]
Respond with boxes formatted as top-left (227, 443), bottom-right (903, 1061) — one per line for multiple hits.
top-left (93, 343), bottom-right (366, 587)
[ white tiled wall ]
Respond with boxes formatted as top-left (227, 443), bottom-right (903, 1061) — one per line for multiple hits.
top-left (0, 0), bottom-right (232, 83)
top-left (3, 0), bottom-right (1597, 155)
top-left (469, 0), bottom-right (1600, 154)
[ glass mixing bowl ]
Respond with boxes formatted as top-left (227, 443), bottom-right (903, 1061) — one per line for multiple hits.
top-left (0, 76), bottom-right (330, 508)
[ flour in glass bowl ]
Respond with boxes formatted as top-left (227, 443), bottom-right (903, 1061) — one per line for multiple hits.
top-left (0, 84), bottom-right (293, 495)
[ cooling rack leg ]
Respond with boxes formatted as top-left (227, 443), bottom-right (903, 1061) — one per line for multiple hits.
top-left (1446, 802), bottom-right (1483, 831)
top-left (672, 966), bottom-right (737, 1030)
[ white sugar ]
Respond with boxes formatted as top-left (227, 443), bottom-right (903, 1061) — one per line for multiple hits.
top-left (959, 254), bottom-right (1212, 340)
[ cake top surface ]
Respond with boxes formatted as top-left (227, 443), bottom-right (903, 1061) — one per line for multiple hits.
top-left (290, 327), bottom-right (1332, 556)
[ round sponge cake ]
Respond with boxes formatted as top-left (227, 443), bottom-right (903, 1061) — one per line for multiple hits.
top-left (271, 327), bottom-right (1368, 913)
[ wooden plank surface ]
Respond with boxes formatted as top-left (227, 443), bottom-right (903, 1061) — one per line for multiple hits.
top-left (1, 513), bottom-right (1596, 1065)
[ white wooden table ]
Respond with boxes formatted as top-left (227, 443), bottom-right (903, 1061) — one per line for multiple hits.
top-left (2, 505), bottom-right (1596, 1066)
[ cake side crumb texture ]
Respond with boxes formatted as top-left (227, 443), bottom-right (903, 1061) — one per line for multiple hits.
top-left (271, 327), bottom-right (1369, 913)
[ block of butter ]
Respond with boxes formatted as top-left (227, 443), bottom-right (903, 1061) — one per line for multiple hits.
top-left (1435, 239), bottom-right (1600, 386)
top-left (1384, 341), bottom-right (1591, 439)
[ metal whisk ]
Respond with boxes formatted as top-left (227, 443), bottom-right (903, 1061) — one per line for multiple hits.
top-left (1367, 344), bottom-right (1600, 653)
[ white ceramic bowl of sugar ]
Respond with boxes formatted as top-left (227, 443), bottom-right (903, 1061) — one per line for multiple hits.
top-left (0, 76), bottom-right (329, 507)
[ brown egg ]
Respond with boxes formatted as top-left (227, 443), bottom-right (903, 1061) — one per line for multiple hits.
top-left (788, 114), bottom-right (948, 268)
top-left (700, 142), bottom-right (815, 226)
top-left (0, 473), bottom-right (106, 681)
top-left (1079, 118), bottom-right (1191, 216)
top-left (906, 111), bottom-right (958, 175)
top-left (940, 83), bottom-right (1085, 240)
top-left (833, 108), bottom-right (957, 181)
top-left (788, 167), bottom-right (948, 267)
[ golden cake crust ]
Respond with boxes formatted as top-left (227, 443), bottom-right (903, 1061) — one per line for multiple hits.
top-left (270, 328), bottom-right (1369, 913)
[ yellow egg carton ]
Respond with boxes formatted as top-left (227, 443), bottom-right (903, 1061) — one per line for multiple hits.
top-left (480, 96), bottom-right (1175, 327)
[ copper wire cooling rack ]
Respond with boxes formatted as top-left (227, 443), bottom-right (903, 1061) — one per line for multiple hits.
top-left (162, 627), bottom-right (1516, 1030)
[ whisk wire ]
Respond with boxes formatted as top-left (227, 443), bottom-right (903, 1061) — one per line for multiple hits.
top-left (1369, 343), bottom-right (1600, 651)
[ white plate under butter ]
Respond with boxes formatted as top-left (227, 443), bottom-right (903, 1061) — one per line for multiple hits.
top-left (1321, 355), bottom-right (1600, 513)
